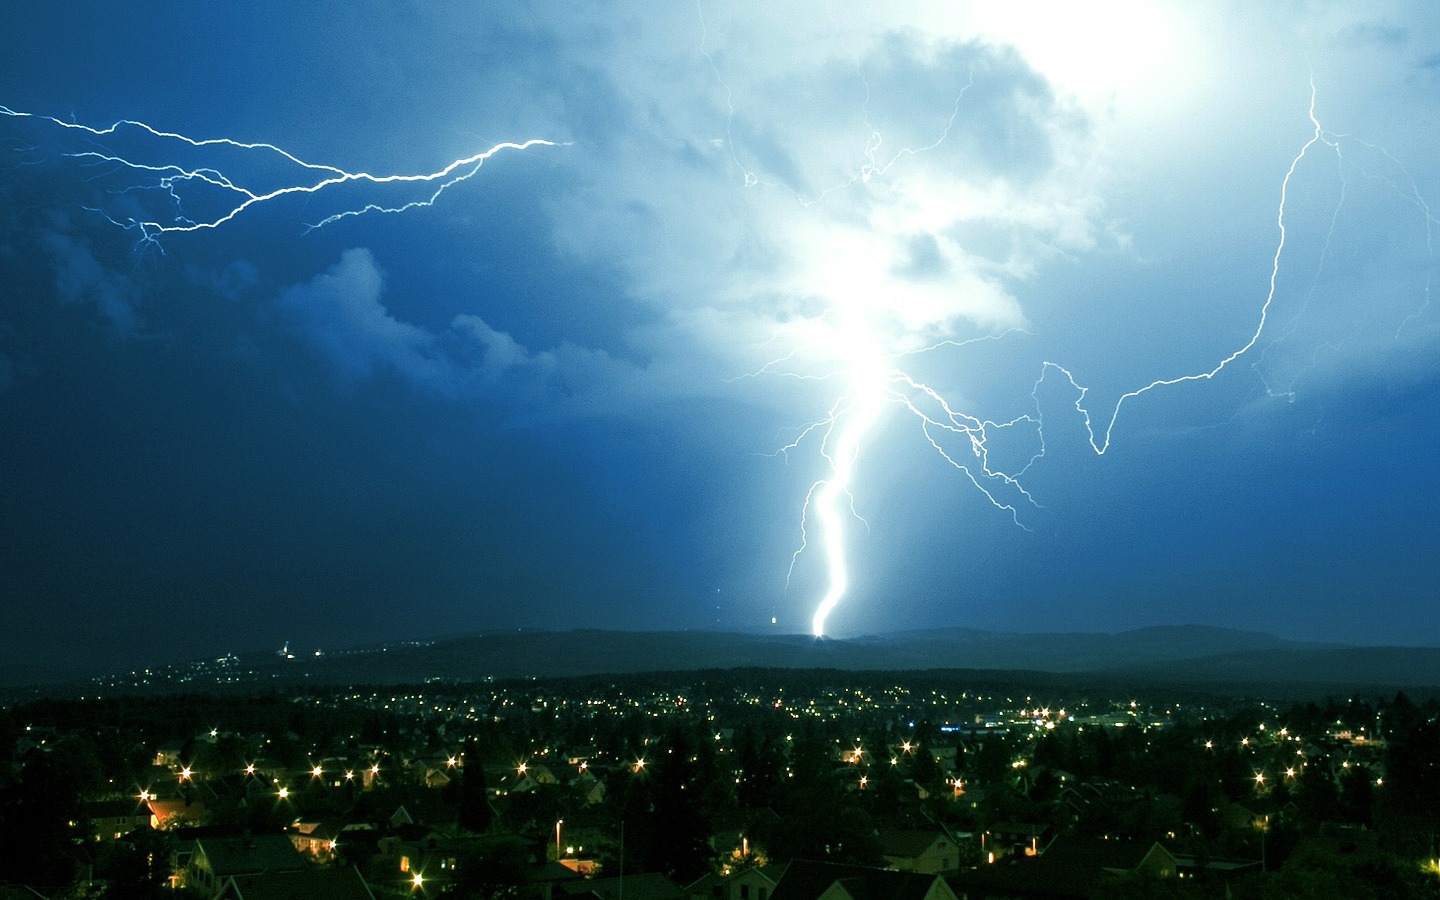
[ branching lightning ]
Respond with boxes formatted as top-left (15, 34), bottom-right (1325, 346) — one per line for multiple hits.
top-left (722, 46), bottom-right (1432, 636)
top-left (0, 105), bottom-right (562, 247)
top-left (1034, 82), bottom-right (1331, 456)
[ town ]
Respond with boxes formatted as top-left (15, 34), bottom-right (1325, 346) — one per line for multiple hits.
top-left (2, 668), bottom-right (1437, 899)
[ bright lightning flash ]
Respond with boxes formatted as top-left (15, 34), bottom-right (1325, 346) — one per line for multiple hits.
top-left (753, 68), bottom-right (1429, 638)
top-left (779, 302), bottom-right (1042, 637)
top-left (795, 316), bottom-right (888, 637)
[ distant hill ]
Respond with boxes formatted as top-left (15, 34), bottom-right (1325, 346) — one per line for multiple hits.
top-left (7, 625), bottom-right (1437, 699)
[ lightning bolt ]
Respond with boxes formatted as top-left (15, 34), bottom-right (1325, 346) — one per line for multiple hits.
top-left (1034, 80), bottom-right (1331, 455)
top-left (727, 48), bottom-right (1431, 636)
top-left (0, 105), bottom-right (562, 247)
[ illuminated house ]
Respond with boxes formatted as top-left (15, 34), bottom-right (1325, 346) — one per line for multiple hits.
top-left (291, 819), bottom-right (344, 861)
top-left (147, 797), bottom-right (209, 830)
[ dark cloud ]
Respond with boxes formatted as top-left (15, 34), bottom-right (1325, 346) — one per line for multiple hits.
top-left (42, 230), bottom-right (140, 337)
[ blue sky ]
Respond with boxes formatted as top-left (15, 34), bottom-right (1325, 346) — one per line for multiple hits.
top-left (1, 2), bottom-right (1437, 675)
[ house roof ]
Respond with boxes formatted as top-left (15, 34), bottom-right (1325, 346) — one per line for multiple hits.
top-left (954, 840), bottom-right (1178, 900)
top-left (770, 860), bottom-right (946, 900)
top-left (195, 834), bottom-right (309, 876)
top-left (222, 866), bottom-right (375, 900)
top-left (877, 830), bottom-right (948, 859)
top-left (559, 871), bottom-right (683, 900)
top-left (686, 867), bottom-right (781, 894)
top-left (85, 798), bottom-right (151, 819)
top-left (148, 797), bottom-right (208, 827)
top-left (1039, 837), bottom-right (1172, 874)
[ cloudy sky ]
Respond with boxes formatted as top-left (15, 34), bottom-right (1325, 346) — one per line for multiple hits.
top-left (2, 2), bottom-right (1437, 676)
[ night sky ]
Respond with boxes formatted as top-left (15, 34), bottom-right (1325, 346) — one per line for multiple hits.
top-left (2, 3), bottom-right (1438, 677)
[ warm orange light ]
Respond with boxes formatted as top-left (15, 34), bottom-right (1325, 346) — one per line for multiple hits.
top-left (517, 762), bottom-right (528, 775)
top-left (278, 787), bottom-right (289, 799)
top-left (345, 770), bottom-right (354, 781)
top-left (138, 790), bottom-right (152, 802)
top-left (179, 767), bottom-right (192, 781)
top-left (412, 873), bottom-right (424, 888)
top-left (244, 764), bottom-right (256, 776)
top-left (446, 756), bottom-right (458, 767)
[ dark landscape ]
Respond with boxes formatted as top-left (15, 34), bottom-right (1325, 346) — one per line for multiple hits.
top-left (7, 625), bottom-right (1436, 703)
top-left (4, 631), bottom-right (1440, 899)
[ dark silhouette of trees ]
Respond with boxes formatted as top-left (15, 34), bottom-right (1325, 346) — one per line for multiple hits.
top-left (459, 739), bottom-right (494, 834)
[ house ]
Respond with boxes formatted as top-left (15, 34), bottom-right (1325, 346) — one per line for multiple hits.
top-left (984, 823), bottom-right (1052, 859)
top-left (387, 794), bottom-right (460, 832)
top-left (376, 830), bottom-right (483, 894)
top-left (526, 860), bottom-right (590, 900)
top-left (560, 872), bottom-right (684, 900)
top-left (1040, 838), bottom-right (1176, 878)
top-left (84, 798), bottom-right (153, 841)
top-left (186, 834), bottom-right (310, 900)
top-left (952, 837), bottom-right (1178, 900)
top-left (219, 865), bottom-right (376, 900)
top-left (502, 763), bottom-right (560, 795)
top-left (291, 819), bottom-right (345, 861)
top-left (768, 860), bottom-right (958, 900)
top-left (878, 829), bottom-right (961, 875)
top-left (686, 865), bottom-right (782, 900)
top-left (148, 797), bottom-right (208, 830)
